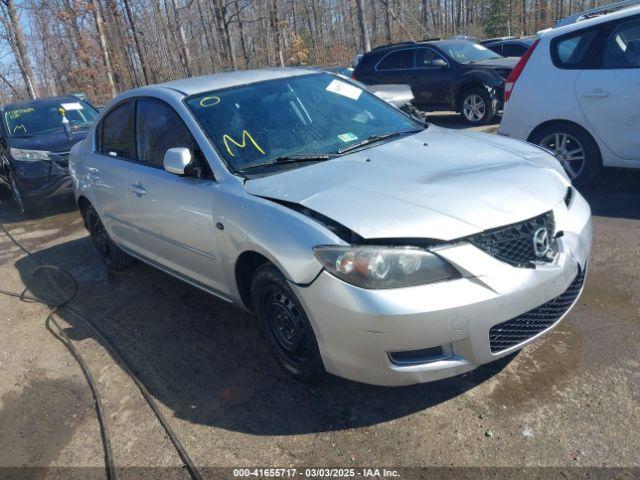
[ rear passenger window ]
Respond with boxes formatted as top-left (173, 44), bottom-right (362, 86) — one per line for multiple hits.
top-left (378, 50), bottom-right (413, 70)
top-left (99, 102), bottom-right (131, 158)
top-left (553, 30), bottom-right (598, 67)
top-left (603, 19), bottom-right (640, 68)
top-left (135, 99), bottom-right (198, 168)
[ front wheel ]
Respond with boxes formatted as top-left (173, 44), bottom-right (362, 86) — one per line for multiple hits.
top-left (460, 87), bottom-right (496, 125)
top-left (9, 173), bottom-right (31, 215)
top-left (250, 264), bottom-right (325, 384)
top-left (530, 124), bottom-right (602, 186)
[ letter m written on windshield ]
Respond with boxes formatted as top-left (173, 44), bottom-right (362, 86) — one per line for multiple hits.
top-left (223, 130), bottom-right (266, 157)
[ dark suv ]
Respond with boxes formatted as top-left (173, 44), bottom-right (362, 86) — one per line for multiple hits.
top-left (0, 95), bottom-right (98, 213)
top-left (353, 40), bottom-right (517, 124)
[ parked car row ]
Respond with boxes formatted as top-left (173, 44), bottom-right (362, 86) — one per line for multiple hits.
top-left (0, 1), bottom-right (635, 387)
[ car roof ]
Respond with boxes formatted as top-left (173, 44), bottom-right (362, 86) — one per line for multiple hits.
top-left (0, 95), bottom-right (82, 112)
top-left (545, 4), bottom-right (640, 36)
top-left (151, 68), bottom-right (318, 96)
top-left (366, 39), bottom-right (476, 55)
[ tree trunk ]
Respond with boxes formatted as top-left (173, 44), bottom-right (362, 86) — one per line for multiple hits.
top-left (355, 0), bottom-right (371, 52)
top-left (2, 0), bottom-right (37, 98)
top-left (170, 0), bottom-right (192, 76)
top-left (122, 0), bottom-right (152, 84)
top-left (93, 0), bottom-right (117, 97)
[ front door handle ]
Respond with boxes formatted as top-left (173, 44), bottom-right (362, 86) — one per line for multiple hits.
top-left (582, 89), bottom-right (609, 98)
top-left (129, 183), bottom-right (147, 197)
top-left (87, 168), bottom-right (100, 182)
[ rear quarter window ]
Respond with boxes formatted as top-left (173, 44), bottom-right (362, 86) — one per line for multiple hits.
top-left (551, 29), bottom-right (599, 68)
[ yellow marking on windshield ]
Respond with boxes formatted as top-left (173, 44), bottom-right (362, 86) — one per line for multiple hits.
top-left (223, 130), bottom-right (266, 157)
top-left (200, 96), bottom-right (221, 107)
top-left (13, 124), bottom-right (27, 134)
top-left (6, 108), bottom-right (34, 120)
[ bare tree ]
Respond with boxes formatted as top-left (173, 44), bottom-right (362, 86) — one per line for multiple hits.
top-left (1, 0), bottom-right (36, 98)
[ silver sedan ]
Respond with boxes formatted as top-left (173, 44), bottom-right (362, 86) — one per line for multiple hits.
top-left (70, 69), bottom-right (591, 386)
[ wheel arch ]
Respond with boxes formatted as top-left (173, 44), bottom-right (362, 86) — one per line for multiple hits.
top-left (527, 119), bottom-right (598, 146)
top-left (455, 81), bottom-right (491, 111)
top-left (235, 250), bottom-right (273, 310)
top-left (77, 195), bottom-right (92, 229)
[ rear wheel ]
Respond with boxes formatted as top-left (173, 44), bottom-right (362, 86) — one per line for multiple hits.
top-left (85, 205), bottom-right (136, 271)
top-left (460, 87), bottom-right (496, 125)
top-left (250, 264), bottom-right (325, 384)
top-left (530, 123), bottom-right (602, 186)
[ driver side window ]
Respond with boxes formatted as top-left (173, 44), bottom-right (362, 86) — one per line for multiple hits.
top-left (135, 98), bottom-right (201, 170)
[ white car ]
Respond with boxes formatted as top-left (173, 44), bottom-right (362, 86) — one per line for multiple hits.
top-left (499, 5), bottom-right (640, 185)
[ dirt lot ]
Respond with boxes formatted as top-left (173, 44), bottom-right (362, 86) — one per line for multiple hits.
top-left (0, 118), bottom-right (638, 478)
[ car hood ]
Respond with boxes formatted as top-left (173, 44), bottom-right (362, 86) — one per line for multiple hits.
top-left (469, 57), bottom-right (518, 69)
top-left (245, 126), bottom-right (569, 241)
top-left (8, 129), bottom-right (90, 154)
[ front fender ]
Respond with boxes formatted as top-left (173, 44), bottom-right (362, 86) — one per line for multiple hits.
top-left (213, 182), bottom-right (347, 296)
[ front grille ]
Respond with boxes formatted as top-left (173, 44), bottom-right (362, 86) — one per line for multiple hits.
top-left (466, 211), bottom-right (556, 267)
top-left (489, 268), bottom-right (585, 353)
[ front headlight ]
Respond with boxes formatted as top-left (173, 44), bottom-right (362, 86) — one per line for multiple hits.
top-left (313, 245), bottom-right (459, 289)
top-left (10, 147), bottom-right (54, 161)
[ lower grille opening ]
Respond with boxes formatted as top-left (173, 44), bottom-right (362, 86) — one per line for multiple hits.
top-left (389, 345), bottom-right (452, 366)
top-left (489, 267), bottom-right (585, 353)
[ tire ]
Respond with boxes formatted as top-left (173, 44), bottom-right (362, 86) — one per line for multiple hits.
top-left (9, 172), bottom-right (32, 215)
top-left (530, 123), bottom-right (602, 186)
top-left (85, 205), bottom-right (136, 271)
top-left (459, 87), bottom-right (496, 125)
top-left (250, 264), bottom-right (325, 384)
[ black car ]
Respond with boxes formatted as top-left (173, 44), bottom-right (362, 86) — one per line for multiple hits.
top-left (481, 36), bottom-right (536, 58)
top-left (352, 40), bottom-right (517, 124)
top-left (0, 95), bottom-right (98, 213)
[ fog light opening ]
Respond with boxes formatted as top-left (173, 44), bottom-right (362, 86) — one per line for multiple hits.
top-left (389, 344), bottom-right (454, 366)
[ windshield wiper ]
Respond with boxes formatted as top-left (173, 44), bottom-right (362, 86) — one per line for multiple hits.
top-left (235, 154), bottom-right (336, 174)
top-left (337, 129), bottom-right (423, 154)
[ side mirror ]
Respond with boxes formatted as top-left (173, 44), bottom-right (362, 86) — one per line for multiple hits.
top-left (432, 58), bottom-right (448, 68)
top-left (163, 147), bottom-right (193, 175)
top-left (0, 138), bottom-right (7, 149)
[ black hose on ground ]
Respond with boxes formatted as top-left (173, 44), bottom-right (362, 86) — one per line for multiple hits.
top-left (0, 222), bottom-right (203, 480)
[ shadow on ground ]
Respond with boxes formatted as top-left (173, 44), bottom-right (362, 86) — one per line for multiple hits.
top-left (12, 235), bottom-right (515, 436)
top-left (579, 168), bottom-right (640, 220)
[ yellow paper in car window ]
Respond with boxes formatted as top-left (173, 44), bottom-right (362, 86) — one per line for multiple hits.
top-left (326, 79), bottom-right (362, 100)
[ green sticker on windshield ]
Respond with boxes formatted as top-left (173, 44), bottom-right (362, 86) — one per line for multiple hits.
top-left (338, 132), bottom-right (358, 143)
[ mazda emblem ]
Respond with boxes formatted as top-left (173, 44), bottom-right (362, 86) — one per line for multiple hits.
top-left (533, 227), bottom-right (550, 258)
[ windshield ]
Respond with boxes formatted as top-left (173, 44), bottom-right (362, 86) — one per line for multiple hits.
top-left (185, 73), bottom-right (421, 173)
top-left (3, 99), bottom-right (98, 138)
top-left (441, 42), bottom-right (504, 63)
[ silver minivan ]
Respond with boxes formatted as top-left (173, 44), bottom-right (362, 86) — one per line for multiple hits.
top-left (70, 69), bottom-right (591, 386)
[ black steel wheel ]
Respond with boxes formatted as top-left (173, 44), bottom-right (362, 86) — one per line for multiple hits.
top-left (85, 204), bottom-right (136, 270)
top-left (250, 264), bottom-right (325, 383)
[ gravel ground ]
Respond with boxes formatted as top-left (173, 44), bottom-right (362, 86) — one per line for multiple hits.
top-left (0, 118), bottom-right (638, 479)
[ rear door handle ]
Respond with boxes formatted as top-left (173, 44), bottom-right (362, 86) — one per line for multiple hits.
top-left (582, 89), bottom-right (609, 98)
top-left (129, 183), bottom-right (147, 197)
